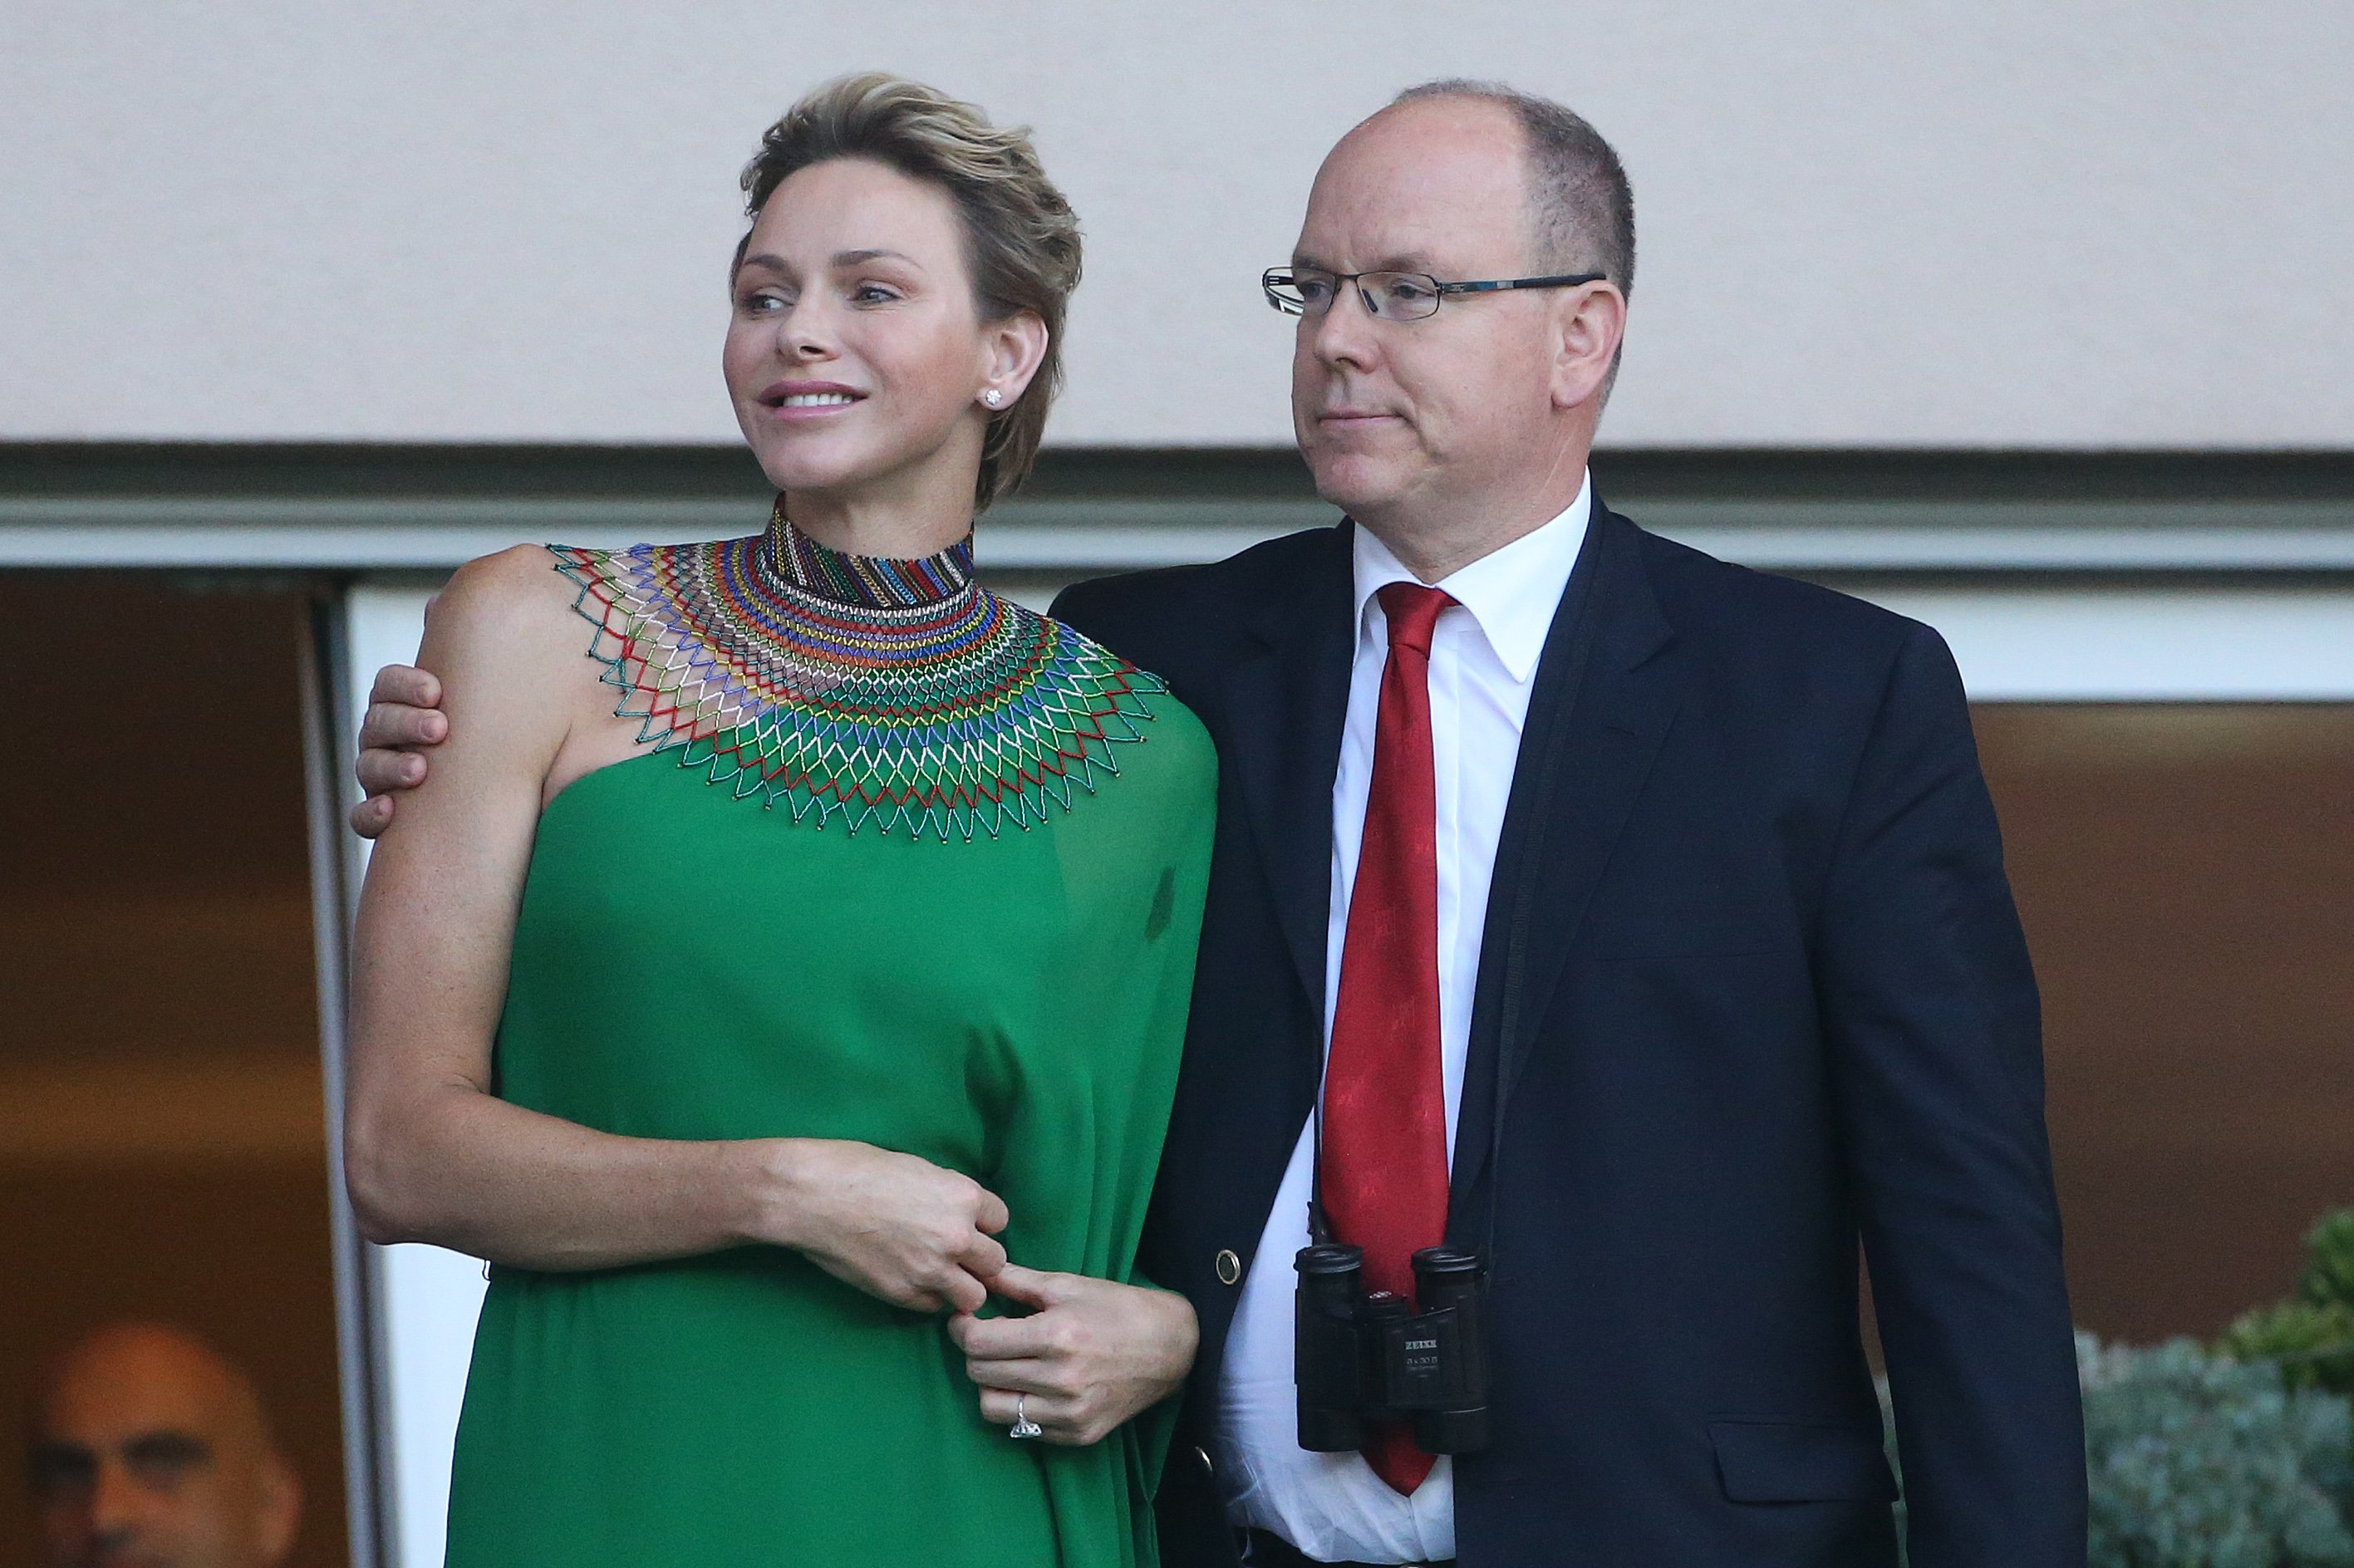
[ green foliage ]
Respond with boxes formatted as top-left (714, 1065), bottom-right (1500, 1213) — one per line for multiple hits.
top-left (2224, 1299), bottom-right (2354, 1400)
top-left (1877, 1335), bottom-right (2354, 1568)
top-left (2077, 1334), bottom-right (2354, 1567)
top-left (1875, 1211), bottom-right (2354, 1564)
top-left (2302, 1211), bottom-right (2354, 1315)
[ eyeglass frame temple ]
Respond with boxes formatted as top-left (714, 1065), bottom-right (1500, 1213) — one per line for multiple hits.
top-left (1433, 272), bottom-right (1608, 296)
top-left (1261, 267), bottom-right (1609, 315)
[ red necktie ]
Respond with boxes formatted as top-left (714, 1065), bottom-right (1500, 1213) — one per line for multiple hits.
top-left (1320, 580), bottom-right (1454, 1496)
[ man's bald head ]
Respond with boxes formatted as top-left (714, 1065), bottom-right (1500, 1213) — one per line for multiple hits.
top-left (1383, 79), bottom-right (1634, 297)
top-left (30, 1323), bottom-right (300, 1568)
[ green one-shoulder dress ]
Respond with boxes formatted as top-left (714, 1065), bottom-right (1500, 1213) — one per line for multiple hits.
top-left (441, 517), bottom-right (1215, 1567)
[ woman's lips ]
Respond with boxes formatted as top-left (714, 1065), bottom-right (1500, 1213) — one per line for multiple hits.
top-left (758, 381), bottom-right (866, 418)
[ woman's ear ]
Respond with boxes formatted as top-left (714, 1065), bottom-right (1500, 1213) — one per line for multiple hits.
top-left (979, 311), bottom-right (1050, 409)
top-left (1550, 282), bottom-right (1628, 411)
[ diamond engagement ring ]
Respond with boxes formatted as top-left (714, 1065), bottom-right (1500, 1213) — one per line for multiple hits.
top-left (1010, 1394), bottom-right (1044, 1440)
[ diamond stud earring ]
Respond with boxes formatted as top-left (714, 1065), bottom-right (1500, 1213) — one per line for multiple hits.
top-left (982, 388), bottom-right (1004, 408)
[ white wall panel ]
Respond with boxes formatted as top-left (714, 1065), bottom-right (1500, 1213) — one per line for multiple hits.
top-left (5, 2), bottom-right (2351, 448)
top-left (1852, 586), bottom-right (2354, 701)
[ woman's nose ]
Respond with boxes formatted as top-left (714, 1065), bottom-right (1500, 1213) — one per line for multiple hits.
top-left (779, 301), bottom-right (835, 361)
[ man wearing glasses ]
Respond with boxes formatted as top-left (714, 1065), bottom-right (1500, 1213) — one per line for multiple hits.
top-left (355, 79), bottom-right (2086, 1567)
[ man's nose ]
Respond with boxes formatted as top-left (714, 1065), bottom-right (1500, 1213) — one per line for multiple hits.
top-left (1306, 286), bottom-right (1380, 373)
top-left (86, 1456), bottom-right (147, 1545)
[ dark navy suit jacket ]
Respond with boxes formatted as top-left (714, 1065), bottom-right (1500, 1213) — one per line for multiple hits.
top-left (1052, 502), bottom-right (2087, 1567)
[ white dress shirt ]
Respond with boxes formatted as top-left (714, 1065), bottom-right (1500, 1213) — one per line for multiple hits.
top-left (1214, 475), bottom-right (1593, 1563)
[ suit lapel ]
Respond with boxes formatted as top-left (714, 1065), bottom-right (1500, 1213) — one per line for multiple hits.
top-left (1224, 523), bottom-right (1357, 1017)
top-left (1451, 506), bottom-right (1678, 1230)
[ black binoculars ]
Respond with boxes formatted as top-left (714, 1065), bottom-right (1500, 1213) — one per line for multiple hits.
top-left (1293, 1241), bottom-right (1491, 1456)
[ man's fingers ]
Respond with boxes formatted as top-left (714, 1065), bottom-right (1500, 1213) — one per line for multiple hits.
top-left (354, 747), bottom-right (428, 797)
top-left (975, 1188), bottom-right (1011, 1236)
top-left (368, 663), bottom-right (442, 710)
top-left (349, 795), bottom-right (394, 839)
top-left (358, 700), bottom-right (447, 751)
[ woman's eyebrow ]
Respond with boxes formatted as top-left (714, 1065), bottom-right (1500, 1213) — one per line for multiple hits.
top-left (833, 248), bottom-right (922, 270)
top-left (737, 248), bottom-right (922, 277)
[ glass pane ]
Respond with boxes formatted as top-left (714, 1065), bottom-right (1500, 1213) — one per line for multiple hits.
top-left (0, 574), bottom-right (351, 1568)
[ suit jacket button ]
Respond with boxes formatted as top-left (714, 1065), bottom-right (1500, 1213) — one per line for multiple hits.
top-left (1216, 1249), bottom-right (1242, 1285)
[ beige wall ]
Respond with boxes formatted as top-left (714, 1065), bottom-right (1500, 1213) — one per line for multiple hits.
top-left (5, 1), bottom-right (2349, 448)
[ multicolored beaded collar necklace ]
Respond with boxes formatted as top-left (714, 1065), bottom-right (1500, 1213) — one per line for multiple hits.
top-left (550, 499), bottom-right (1164, 842)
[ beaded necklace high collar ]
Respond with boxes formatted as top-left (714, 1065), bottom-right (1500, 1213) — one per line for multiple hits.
top-left (762, 503), bottom-right (976, 609)
top-left (549, 500), bottom-right (1163, 841)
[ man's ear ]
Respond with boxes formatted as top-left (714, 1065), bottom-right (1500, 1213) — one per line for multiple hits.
top-left (255, 1452), bottom-right (302, 1566)
top-left (980, 311), bottom-right (1050, 409)
top-left (1550, 282), bottom-right (1627, 411)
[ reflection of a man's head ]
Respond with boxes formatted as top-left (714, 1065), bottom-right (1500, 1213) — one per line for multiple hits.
top-left (29, 1322), bottom-right (300, 1568)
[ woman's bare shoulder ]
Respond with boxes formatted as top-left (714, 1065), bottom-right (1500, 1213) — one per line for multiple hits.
top-left (419, 546), bottom-right (600, 730)
top-left (430, 544), bottom-right (574, 637)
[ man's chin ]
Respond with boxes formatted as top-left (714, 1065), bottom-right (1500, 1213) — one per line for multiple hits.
top-left (1305, 454), bottom-right (1410, 519)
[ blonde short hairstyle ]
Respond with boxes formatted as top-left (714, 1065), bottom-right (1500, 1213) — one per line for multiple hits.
top-left (740, 74), bottom-right (1082, 511)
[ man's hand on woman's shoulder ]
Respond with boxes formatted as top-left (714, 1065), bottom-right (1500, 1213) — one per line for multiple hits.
top-left (351, 661), bottom-right (448, 838)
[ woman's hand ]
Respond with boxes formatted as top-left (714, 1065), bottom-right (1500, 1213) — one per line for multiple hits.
top-left (950, 1264), bottom-right (1199, 1444)
top-left (759, 1140), bottom-right (1012, 1314)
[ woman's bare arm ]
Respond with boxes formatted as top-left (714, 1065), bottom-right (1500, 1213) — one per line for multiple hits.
top-left (342, 547), bottom-right (1009, 1310)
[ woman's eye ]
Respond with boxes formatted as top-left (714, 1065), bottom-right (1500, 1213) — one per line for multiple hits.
top-left (738, 292), bottom-right (789, 315)
top-left (851, 283), bottom-right (902, 305)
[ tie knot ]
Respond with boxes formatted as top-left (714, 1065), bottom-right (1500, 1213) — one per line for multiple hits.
top-left (1376, 582), bottom-right (1454, 657)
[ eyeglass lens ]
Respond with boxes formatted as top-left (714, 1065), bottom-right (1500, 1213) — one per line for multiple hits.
top-left (1270, 270), bottom-right (1444, 322)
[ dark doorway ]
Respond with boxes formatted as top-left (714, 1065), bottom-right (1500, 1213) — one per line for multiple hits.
top-left (0, 573), bottom-right (350, 1568)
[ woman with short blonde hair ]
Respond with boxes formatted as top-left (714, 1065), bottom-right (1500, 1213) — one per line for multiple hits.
top-left (346, 74), bottom-right (1212, 1565)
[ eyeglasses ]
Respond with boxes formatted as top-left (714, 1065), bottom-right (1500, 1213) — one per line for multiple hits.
top-left (1262, 266), bottom-right (1607, 322)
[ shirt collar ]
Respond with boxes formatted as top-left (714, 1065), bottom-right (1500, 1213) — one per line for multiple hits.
top-left (1349, 469), bottom-right (1593, 685)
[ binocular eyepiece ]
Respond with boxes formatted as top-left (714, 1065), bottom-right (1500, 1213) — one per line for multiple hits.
top-left (1294, 1242), bottom-right (1491, 1456)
